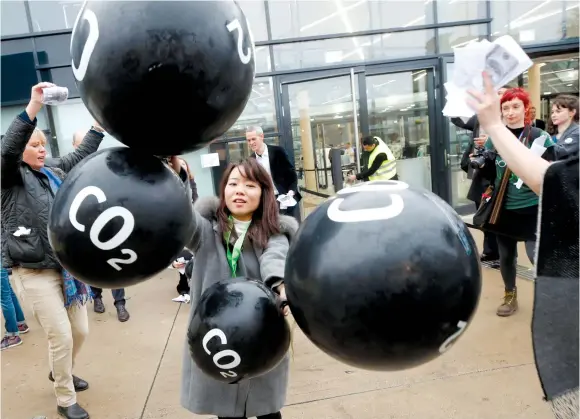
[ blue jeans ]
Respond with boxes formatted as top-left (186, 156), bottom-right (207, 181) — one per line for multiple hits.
top-left (1, 267), bottom-right (26, 336)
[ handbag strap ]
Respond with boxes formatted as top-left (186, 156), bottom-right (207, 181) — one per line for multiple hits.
top-left (488, 125), bottom-right (531, 224)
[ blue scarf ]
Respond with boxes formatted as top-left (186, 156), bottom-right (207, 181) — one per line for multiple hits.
top-left (41, 168), bottom-right (93, 308)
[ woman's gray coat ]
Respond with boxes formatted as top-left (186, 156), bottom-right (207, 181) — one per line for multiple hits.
top-left (180, 196), bottom-right (299, 417)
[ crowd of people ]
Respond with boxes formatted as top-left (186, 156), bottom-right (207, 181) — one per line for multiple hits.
top-left (453, 87), bottom-right (578, 317)
top-left (1, 74), bottom-right (577, 419)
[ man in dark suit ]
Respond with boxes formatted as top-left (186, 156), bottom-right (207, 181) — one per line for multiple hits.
top-left (246, 126), bottom-right (302, 219)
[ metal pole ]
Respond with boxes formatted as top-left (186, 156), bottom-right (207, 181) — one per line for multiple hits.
top-left (350, 68), bottom-right (361, 173)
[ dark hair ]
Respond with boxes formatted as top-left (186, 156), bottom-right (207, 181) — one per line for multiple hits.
top-left (547, 94), bottom-right (579, 135)
top-left (362, 136), bottom-right (378, 146)
top-left (216, 159), bottom-right (280, 249)
top-left (179, 158), bottom-right (194, 180)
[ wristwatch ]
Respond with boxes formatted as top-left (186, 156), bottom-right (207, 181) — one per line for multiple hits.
top-left (91, 125), bottom-right (105, 133)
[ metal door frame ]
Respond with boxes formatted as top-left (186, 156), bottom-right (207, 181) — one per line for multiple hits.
top-left (363, 58), bottom-right (446, 198)
top-left (277, 68), bottom-right (363, 189)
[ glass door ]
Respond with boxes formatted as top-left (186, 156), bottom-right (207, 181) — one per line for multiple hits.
top-left (280, 70), bottom-right (361, 215)
top-left (440, 57), bottom-right (475, 214)
top-left (364, 61), bottom-right (439, 194)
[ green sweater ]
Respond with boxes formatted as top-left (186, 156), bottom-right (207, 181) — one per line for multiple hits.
top-left (485, 127), bottom-right (555, 210)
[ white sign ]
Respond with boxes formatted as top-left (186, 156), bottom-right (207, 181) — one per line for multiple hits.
top-left (201, 153), bottom-right (220, 168)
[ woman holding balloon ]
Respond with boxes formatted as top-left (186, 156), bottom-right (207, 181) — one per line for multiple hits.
top-left (168, 158), bottom-right (298, 419)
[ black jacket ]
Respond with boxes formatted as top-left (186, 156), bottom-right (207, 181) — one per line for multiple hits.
top-left (451, 115), bottom-right (480, 139)
top-left (555, 122), bottom-right (579, 161)
top-left (460, 138), bottom-right (495, 204)
top-left (1, 113), bottom-right (103, 269)
top-left (251, 144), bottom-right (302, 202)
top-left (453, 115), bottom-right (494, 204)
top-left (532, 119), bottom-right (546, 130)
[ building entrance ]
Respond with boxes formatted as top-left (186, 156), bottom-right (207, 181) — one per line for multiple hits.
top-left (279, 59), bottom-right (448, 212)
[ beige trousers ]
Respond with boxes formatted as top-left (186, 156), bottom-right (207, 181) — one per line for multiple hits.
top-left (12, 268), bottom-right (89, 407)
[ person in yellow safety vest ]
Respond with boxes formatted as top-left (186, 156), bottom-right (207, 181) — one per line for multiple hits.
top-left (347, 136), bottom-right (397, 182)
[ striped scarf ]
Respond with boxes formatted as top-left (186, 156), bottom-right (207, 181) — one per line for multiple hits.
top-left (41, 167), bottom-right (93, 308)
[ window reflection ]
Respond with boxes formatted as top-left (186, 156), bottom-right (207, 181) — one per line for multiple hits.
top-left (444, 62), bottom-right (471, 208)
top-left (523, 56), bottom-right (579, 97)
top-left (29, 0), bottom-right (83, 32)
top-left (36, 35), bottom-right (73, 66)
top-left (238, 0), bottom-right (268, 41)
top-left (254, 47), bottom-right (271, 74)
top-left (287, 75), bottom-right (359, 201)
top-left (223, 77), bottom-right (277, 139)
top-left (367, 71), bottom-right (432, 191)
top-left (436, 0), bottom-right (486, 23)
top-left (565, 1), bottom-right (580, 38)
top-left (1, 40), bottom-right (36, 105)
top-left (522, 55), bottom-right (579, 120)
top-left (438, 24), bottom-right (488, 53)
top-left (228, 141), bottom-right (250, 163)
top-left (268, 0), bottom-right (434, 40)
top-left (273, 30), bottom-right (436, 71)
top-left (490, 0), bottom-right (577, 43)
top-left (1, 0), bottom-right (29, 36)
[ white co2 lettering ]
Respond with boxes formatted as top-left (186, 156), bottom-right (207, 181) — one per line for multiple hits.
top-left (439, 320), bottom-right (468, 353)
top-left (202, 328), bottom-right (242, 378)
top-left (71, 4), bottom-right (99, 82)
top-left (327, 181), bottom-right (410, 223)
top-left (226, 18), bottom-right (252, 65)
top-left (69, 186), bottom-right (138, 271)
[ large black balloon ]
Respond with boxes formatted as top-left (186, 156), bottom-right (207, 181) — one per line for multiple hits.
top-left (188, 279), bottom-right (290, 383)
top-left (285, 180), bottom-right (481, 371)
top-left (48, 147), bottom-right (194, 288)
top-left (70, 1), bottom-right (255, 155)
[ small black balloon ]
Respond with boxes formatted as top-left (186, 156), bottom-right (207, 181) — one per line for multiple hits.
top-left (285, 180), bottom-right (482, 371)
top-left (188, 279), bottom-right (290, 383)
top-left (70, 0), bottom-right (255, 155)
top-left (48, 147), bottom-right (194, 288)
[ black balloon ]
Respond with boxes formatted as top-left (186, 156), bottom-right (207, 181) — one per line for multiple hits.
top-left (48, 147), bottom-right (194, 288)
top-left (188, 279), bottom-right (290, 383)
top-left (70, 1), bottom-right (255, 155)
top-left (285, 180), bottom-right (481, 371)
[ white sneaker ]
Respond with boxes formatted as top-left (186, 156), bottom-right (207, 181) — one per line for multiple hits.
top-left (172, 294), bottom-right (190, 303)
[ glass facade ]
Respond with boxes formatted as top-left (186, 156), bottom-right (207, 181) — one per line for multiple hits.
top-left (1, 0), bottom-right (578, 212)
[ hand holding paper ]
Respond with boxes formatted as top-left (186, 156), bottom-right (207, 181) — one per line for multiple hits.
top-left (277, 194), bottom-right (297, 210)
top-left (443, 35), bottom-right (533, 119)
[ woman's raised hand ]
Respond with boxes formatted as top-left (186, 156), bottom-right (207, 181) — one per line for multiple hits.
top-left (466, 72), bottom-right (504, 133)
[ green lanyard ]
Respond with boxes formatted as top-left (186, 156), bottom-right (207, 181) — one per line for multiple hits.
top-left (224, 216), bottom-right (251, 277)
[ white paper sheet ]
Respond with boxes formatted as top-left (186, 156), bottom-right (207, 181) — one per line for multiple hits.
top-left (201, 153), bottom-right (220, 168)
top-left (442, 35), bottom-right (533, 119)
top-left (277, 194), bottom-right (297, 209)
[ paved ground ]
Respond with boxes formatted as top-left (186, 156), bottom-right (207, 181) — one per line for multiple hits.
top-left (1, 230), bottom-right (552, 419)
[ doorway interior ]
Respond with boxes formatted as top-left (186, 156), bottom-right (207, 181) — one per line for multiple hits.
top-left (279, 59), bottom-right (449, 212)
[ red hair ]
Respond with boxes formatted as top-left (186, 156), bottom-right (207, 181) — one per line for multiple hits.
top-left (500, 88), bottom-right (532, 125)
